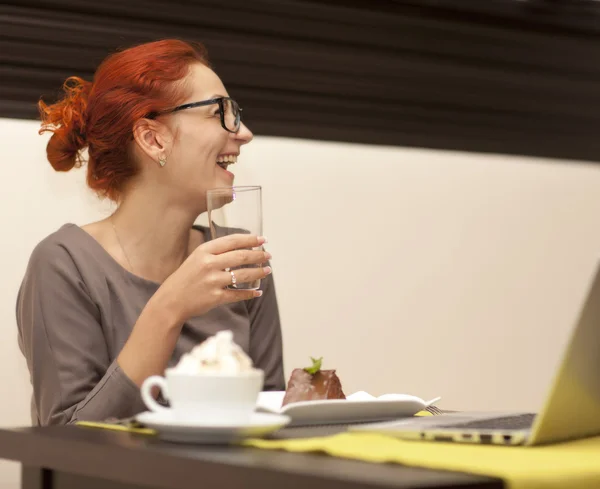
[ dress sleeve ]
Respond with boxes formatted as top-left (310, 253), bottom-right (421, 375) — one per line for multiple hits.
top-left (16, 240), bottom-right (142, 425)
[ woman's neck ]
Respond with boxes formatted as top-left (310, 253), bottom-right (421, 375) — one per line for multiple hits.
top-left (109, 187), bottom-right (206, 283)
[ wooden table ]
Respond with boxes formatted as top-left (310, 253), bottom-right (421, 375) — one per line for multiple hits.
top-left (0, 426), bottom-right (504, 489)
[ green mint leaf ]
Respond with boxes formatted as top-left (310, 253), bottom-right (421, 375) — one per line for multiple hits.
top-left (304, 356), bottom-right (323, 375)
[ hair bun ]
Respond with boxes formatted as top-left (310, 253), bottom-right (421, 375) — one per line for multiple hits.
top-left (38, 76), bottom-right (92, 172)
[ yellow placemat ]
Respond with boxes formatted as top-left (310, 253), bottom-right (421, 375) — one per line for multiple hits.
top-left (76, 420), bottom-right (157, 436)
top-left (415, 410), bottom-right (433, 416)
top-left (243, 432), bottom-right (600, 489)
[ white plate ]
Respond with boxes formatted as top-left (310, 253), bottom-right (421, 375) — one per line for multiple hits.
top-left (136, 411), bottom-right (291, 444)
top-left (256, 391), bottom-right (439, 427)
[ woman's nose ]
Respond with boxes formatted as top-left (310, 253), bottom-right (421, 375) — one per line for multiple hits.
top-left (235, 122), bottom-right (253, 145)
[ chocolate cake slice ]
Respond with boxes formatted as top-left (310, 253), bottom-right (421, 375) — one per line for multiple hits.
top-left (282, 357), bottom-right (346, 406)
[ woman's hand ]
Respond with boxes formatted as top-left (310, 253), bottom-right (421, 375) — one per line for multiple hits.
top-left (160, 234), bottom-right (271, 322)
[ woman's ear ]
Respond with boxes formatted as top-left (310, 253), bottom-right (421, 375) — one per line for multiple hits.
top-left (132, 119), bottom-right (173, 167)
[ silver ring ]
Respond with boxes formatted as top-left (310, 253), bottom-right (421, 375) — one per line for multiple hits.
top-left (230, 270), bottom-right (237, 286)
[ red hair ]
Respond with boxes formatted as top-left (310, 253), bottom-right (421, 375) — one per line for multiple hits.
top-left (38, 39), bottom-right (209, 201)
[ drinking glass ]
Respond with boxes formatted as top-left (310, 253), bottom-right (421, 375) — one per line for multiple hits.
top-left (206, 185), bottom-right (263, 290)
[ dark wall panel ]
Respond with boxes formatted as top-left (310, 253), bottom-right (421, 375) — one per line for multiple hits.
top-left (1, 0), bottom-right (600, 162)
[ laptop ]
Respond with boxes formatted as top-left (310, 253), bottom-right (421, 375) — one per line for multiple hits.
top-left (352, 263), bottom-right (600, 446)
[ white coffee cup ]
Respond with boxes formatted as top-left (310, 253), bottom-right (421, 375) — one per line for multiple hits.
top-left (140, 368), bottom-right (264, 423)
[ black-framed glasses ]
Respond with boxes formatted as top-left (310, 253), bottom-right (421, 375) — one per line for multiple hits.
top-left (147, 97), bottom-right (242, 133)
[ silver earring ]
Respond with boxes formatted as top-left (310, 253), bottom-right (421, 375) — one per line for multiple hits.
top-left (158, 156), bottom-right (167, 167)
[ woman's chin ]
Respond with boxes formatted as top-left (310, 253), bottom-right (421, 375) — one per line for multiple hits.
top-left (215, 164), bottom-right (235, 185)
top-left (217, 173), bottom-right (235, 187)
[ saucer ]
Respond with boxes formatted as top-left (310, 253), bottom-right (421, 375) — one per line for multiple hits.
top-left (135, 411), bottom-right (291, 444)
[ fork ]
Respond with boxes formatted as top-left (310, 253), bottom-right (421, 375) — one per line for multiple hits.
top-left (425, 405), bottom-right (444, 415)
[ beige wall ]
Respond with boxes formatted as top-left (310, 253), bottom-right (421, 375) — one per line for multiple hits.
top-left (2, 117), bottom-right (600, 486)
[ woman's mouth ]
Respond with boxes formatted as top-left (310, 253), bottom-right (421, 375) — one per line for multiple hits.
top-left (216, 154), bottom-right (238, 171)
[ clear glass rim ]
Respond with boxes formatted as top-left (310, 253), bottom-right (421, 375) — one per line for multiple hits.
top-left (206, 185), bottom-right (261, 195)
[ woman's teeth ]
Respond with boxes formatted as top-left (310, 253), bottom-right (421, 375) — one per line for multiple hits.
top-left (216, 154), bottom-right (237, 170)
top-left (217, 155), bottom-right (237, 163)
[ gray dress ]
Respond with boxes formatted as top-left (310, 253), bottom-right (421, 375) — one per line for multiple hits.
top-left (16, 223), bottom-right (285, 426)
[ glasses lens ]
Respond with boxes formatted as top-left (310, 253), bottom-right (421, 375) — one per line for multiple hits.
top-left (223, 99), bottom-right (240, 132)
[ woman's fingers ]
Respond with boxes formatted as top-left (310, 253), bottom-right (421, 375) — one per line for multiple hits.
top-left (201, 233), bottom-right (266, 255)
top-left (214, 249), bottom-right (271, 270)
top-left (219, 266), bottom-right (272, 289)
top-left (219, 288), bottom-right (263, 304)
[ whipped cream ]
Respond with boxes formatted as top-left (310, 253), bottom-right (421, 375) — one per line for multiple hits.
top-left (173, 330), bottom-right (254, 375)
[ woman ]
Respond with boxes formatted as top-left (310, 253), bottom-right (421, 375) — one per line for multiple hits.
top-left (16, 39), bottom-right (284, 426)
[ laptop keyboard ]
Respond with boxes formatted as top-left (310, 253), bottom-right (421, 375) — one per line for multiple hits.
top-left (444, 413), bottom-right (536, 431)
